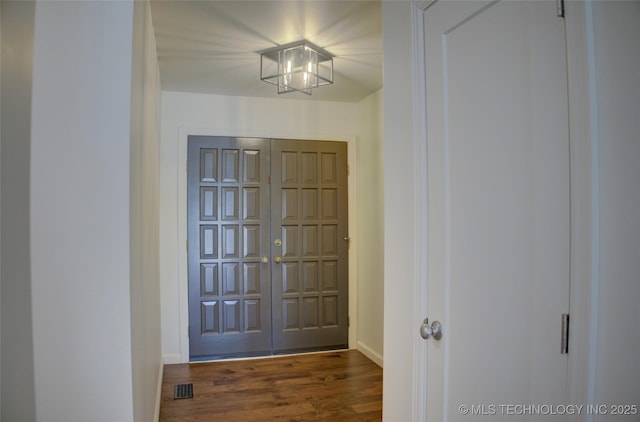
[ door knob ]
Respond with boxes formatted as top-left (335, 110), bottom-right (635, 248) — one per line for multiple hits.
top-left (274, 256), bottom-right (282, 264)
top-left (261, 256), bottom-right (269, 264)
top-left (420, 318), bottom-right (443, 340)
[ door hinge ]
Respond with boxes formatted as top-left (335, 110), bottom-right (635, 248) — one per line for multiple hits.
top-left (556, 0), bottom-right (565, 18)
top-left (561, 313), bottom-right (570, 354)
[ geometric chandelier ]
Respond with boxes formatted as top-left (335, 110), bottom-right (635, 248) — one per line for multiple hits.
top-left (259, 39), bottom-right (334, 95)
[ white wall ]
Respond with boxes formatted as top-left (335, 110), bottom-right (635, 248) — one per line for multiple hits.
top-left (129, 1), bottom-right (163, 421)
top-left (356, 89), bottom-right (384, 365)
top-left (30, 2), bottom-right (136, 420)
top-left (0, 2), bottom-right (37, 420)
top-left (588, 1), bottom-right (640, 414)
top-left (160, 90), bottom-right (384, 364)
top-left (381, 2), bottom-right (417, 420)
top-left (0, 3), bottom-right (2, 411)
top-left (0, 2), bottom-right (2, 411)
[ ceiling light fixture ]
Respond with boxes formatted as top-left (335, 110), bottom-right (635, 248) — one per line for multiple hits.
top-left (259, 40), bottom-right (334, 95)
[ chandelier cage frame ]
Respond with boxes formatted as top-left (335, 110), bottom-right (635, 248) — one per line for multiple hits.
top-left (259, 39), bottom-right (334, 95)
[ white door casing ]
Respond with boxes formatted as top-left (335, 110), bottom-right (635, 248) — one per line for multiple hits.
top-left (187, 136), bottom-right (349, 359)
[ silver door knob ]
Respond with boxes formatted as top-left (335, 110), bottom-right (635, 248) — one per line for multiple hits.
top-left (420, 318), bottom-right (443, 340)
top-left (274, 256), bottom-right (282, 264)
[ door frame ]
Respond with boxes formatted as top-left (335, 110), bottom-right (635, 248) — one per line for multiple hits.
top-left (176, 127), bottom-right (359, 363)
top-left (400, 0), bottom-right (596, 420)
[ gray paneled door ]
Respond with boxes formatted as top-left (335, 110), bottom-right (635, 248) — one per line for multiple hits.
top-left (188, 136), bottom-right (272, 358)
top-left (188, 136), bottom-right (348, 359)
top-left (270, 139), bottom-right (349, 352)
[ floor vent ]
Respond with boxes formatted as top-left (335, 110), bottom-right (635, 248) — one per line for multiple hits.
top-left (174, 383), bottom-right (193, 400)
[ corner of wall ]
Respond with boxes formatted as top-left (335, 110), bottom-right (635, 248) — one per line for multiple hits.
top-left (0, 2), bottom-right (3, 414)
top-left (130, 0), bottom-right (163, 421)
top-left (354, 88), bottom-right (384, 363)
top-left (0, 2), bottom-right (37, 420)
top-left (153, 355), bottom-right (165, 422)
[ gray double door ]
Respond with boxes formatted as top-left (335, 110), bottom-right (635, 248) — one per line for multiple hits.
top-left (188, 136), bottom-right (349, 359)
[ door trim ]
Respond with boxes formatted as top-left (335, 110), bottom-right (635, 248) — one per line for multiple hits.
top-left (564, 1), bottom-right (600, 416)
top-left (175, 128), bottom-right (358, 363)
top-left (411, 2), bottom-right (430, 421)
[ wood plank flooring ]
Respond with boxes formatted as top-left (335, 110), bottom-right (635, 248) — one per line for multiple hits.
top-left (159, 350), bottom-right (382, 421)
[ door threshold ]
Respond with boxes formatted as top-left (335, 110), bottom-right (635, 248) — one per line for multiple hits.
top-left (189, 346), bottom-right (350, 364)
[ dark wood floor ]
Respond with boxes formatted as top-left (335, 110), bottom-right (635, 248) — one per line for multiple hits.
top-left (159, 350), bottom-right (382, 421)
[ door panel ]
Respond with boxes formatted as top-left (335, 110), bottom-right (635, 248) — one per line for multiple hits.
top-left (423, 1), bottom-right (570, 420)
top-left (188, 136), bottom-right (348, 359)
top-left (188, 136), bottom-right (272, 358)
top-left (271, 140), bottom-right (349, 352)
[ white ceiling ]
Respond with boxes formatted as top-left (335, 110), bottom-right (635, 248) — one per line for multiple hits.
top-left (149, 0), bottom-right (382, 103)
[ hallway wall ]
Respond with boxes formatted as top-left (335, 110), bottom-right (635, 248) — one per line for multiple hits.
top-left (381, 2), bottom-right (417, 419)
top-left (0, 2), bottom-right (37, 419)
top-left (29, 2), bottom-right (136, 420)
top-left (129, 1), bottom-right (163, 421)
top-left (356, 90), bottom-right (384, 364)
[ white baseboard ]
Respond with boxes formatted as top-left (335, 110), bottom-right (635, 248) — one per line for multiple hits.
top-left (154, 357), bottom-right (164, 422)
top-left (357, 340), bottom-right (383, 367)
top-left (162, 353), bottom-right (182, 364)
